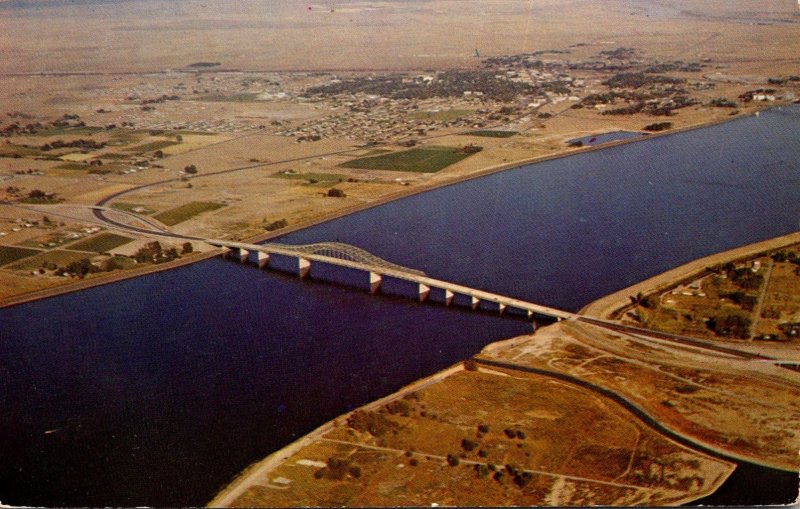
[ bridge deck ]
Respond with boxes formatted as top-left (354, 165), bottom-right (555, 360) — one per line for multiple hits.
top-left (207, 239), bottom-right (576, 320)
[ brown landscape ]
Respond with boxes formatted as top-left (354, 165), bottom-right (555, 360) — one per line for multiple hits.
top-left (2, 0), bottom-right (800, 507)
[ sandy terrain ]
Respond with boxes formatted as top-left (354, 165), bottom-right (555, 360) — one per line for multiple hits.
top-left (211, 362), bottom-right (734, 507)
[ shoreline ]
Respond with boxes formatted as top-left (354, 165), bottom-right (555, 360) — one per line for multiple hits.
top-left (579, 231), bottom-right (800, 320)
top-left (208, 363), bottom-right (468, 508)
top-left (207, 354), bottom-right (739, 508)
top-left (0, 107), bottom-right (771, 310)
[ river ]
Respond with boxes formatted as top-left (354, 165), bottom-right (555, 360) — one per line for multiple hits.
top-left (1, 106), bottom-right (799, 506)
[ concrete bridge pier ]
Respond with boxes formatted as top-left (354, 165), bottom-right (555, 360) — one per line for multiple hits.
top-left (298, 257), bottom-right (311, 279)
top-left (251, 251), bottom-right (270, 269)
top-left (444, 289), bottom-right (455, 306)
top-left (220, 247), bottom-right (232, 259)
top-left (235, 248), bottom-right (249, 263)
top-left (498, 303), bottom-right (507, 316)
top-left (419, 283), bottom-right (431, 303)
top-left (471, 296), bottom-right (480, 310)
top-left (369, 272), bottom-right (382, 295)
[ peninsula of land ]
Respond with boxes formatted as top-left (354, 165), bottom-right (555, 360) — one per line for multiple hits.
top-left (209, 232), bottom-right (800, 507)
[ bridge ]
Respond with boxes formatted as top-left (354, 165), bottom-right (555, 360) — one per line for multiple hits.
top-left (206, 239), bottom-right (576, 321)
top-left (207, 239), bottom-right (790, 362)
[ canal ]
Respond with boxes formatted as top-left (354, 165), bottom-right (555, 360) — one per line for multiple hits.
top-left (1, 106), bottom-right (799, 506)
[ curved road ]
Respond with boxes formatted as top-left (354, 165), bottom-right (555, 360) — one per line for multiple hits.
top-left (472, 358), bottom-right (795, 472)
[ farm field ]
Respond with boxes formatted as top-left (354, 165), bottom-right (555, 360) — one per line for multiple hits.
top-left (67, 232), bottom-right (134, 253)
top-left (0, 246), bottom-right (41, 266)
top-left (152, 202), bottom-right (225, 226)
top-left (340, 147), bottom-right (474, 173)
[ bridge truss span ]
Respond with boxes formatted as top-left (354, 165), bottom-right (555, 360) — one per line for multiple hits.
top-left (263, 242), bottom-right (426, 276)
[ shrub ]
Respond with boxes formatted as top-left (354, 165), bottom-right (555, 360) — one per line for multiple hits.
top-left (461, 438), bottom-right (478, 452)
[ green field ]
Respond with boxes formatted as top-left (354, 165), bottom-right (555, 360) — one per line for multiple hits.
top-left (340, 146), bottom-right (471, 173)
top-left (0, 246), bottom-right (42, 266)
top-left (466, 130), bottom-right (518, 138)
top-left (10, 249), bottom-right (89, 270)
top-left (409, 109), bottom-right (473, 122)
top-left (0, 144), bottom-right (42, 158)
top-left (99, 153), bottom-right (133, 160)
top-left (32, 126), bottom-right (105, 137)
top-left (68, 233), bottom-right (134, 253)
top-left (125, 140), bottom-right (180, 153)
top-left (111, 202), bottom-right (155, 214)
top-left (153, 201), bottom-right (224, 226)
top-left (55, 162), bottom-right (89, 170)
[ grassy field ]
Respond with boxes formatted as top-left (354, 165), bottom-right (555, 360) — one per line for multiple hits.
top-left (153, 201), bottom-right (224, 226)
top-left (55, 162), bottom-right (89, 171)
top-left (340, 146), bottom-right (471, 173)
top-left (99, 153), bottom-right (134, 160)
top-left (0, 246), bottom-right (42, 266)
top-left (111, 202), bottom-right (155, 214)
top-left (410, 109), bottom-right (473, 122)
top-left (68, 232), bottom-right (134, 253)
top-left (31, 126), bottom-right (106, 137)
top-left (124, 140), bottom-right (180, 153)
top-left (0, 144), bottom-right (43, 158)
top-left (467, 130), bottom-right (517, 138)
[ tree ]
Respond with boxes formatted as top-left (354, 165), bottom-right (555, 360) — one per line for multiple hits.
top-left (181, 242), bottom-right (193, 254)
top-left (184, 164), bottom-right (198, 174)
top-left (327, 188), bottom-right (346, 198)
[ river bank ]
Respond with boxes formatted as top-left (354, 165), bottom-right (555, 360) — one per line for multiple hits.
top-left (580, 231), bottom-right (800, 320)
top-left (207, 328), bottom-right (740, 507)
top-left (0, 107), bottom-right (770, 310)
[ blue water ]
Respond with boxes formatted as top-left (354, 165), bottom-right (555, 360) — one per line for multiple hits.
top-left (566, 130), bottom-right (643, 146)
top-left (1, 106), bottom-right (799, 506)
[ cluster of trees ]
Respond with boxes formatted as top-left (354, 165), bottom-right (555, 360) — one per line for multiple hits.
top-left (771, 250), bottom-right (800, 265)
top-left (0, 121), bottom-right (42, 137)
top-left (710, 97), bottom-right (737, 108)
top-left (707, 312), bottom-right (751, 339)
top-left (263, 218), bottom-right (288, 231)
top-left (38, 139), bottom-right (106, 152)
top-left (738, 88), bottom-right (777, 102)
top-left (326, 188), bottom-right (346, 198)
top-left (183, 165), bottom-right (198, 174)
top-left (721, 291), bottom-right (757, 311)
top-left (132, 241), bottom-right (180, 264)
top-left (40, 257), bottom-right (120, 279)
top-left (644, 122), bottom-right (673, 131)
top-left (346, 410), bottom-right (397, 437)
top-left (724, 264), bottom-right (764, 290)
top-left (23, 189), bottom-right (58, 203)
top-left (313, 457), bottom-right (361, 481)
top-left (604, 72), bottom-right (685, 90)
top-left (603, 95), bottom-right (698, 116)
